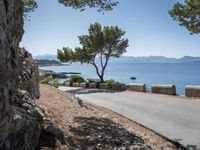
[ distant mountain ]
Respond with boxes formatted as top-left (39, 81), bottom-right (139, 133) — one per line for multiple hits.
top-left (115, 56), bottom-right (200, 63)
top-left (35, 59), bottom-right (63, 67)
top-left (34, 54), bottom-right (200, 63)
top-left (34, 54), bottom-right (58, 60)
top-left (178, 56), bottom-right (200, 63)
top-left (115, 56), bottom-right (178, 63)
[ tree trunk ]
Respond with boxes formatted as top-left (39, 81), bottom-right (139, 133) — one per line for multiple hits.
top-left (92, 56), bottom-right (109, 83)
top-left (91, 61), bottom-right (104, 82)
top-left (100, 75), bottom-right (104, 83)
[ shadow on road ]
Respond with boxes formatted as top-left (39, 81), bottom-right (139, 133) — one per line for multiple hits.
top-left (185, 145), bottom-right (199, 150)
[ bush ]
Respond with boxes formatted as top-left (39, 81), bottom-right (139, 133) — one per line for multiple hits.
top-left (68, 75), bottom-right (85, 83)
top-left (48, 79), bottom-right (60, 88)
top-left (40, 75), bottom-right (53, 84)
top-left (105, 79), bottom-right (120, 87)
top-left (87, 78), bottom-right (101, 83)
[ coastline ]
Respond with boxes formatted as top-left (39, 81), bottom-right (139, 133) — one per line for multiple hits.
top-left (39, 62), bottom-right (200, 95)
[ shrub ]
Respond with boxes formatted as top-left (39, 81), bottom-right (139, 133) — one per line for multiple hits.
top-left (105, 79), bottom-right (120, 87)
top-left (68, 75), bottom-right (85, 83)
top-left (40, 75), bottom-right (53, 84)
top-left (48, 79), bottom-right (60, 88)
top-left (87, 78), bottom-right (101, 83)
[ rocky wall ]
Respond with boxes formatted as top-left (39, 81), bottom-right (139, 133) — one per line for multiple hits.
top-left (0, 0), bottom-right (48, 149)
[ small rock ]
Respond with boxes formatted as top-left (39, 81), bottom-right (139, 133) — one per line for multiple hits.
top-left (42, 119), bottom-right (65, 144)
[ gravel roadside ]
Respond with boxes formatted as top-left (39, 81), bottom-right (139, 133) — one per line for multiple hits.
top-left (37, 84), bottom-right (185, 150)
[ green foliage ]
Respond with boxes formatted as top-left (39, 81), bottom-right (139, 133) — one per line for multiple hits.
top-left (48, 79), bottom-right (60, 88)
top-left (58, 0), bottom-right (118, 12)
top-left (57, 47), bottom-right (75, 62)
top-left (105, 79), bottom-right (120, 86)
top-left (22, 0), bottom-right (38, 18)
top-left (105, 79), bottom-right (117, 84)
top-left (39, 75), bottom-right (53, 84)
top-left (57, 23), bottom-right (128, 82)
top-left (169, 0), bottom-right (200, 34)
top-left (23, 0), bottom-right (118, 14)
top-left (68, 75), bottom-right (86, 83)
top-left (39, 75), bottom-right (60, 88)
top-left (87, 78), bottom-right (101, 83)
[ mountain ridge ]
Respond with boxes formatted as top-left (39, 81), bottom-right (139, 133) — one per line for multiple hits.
top-left (34, 54), bottom-right (200, 63)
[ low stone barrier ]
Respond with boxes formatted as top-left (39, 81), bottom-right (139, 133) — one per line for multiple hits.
top-left (88, 83), bottom-right (97, 88)
top-left (80, 82), bottom-right (87, 88)
top-left (185, 85), bottom-right (200, 98)
top-left (99, 83), bottom-right (109, 89)
top-left (126, 84), bottom-right (146, 92)
top-left (151, 84), bottom-right (176, 95)
top-left (72, 82), bottom-right (80, 87)
top-left (112, 83), bottom-right (126, 91)
top-left (64, 82), bottom-right (71, 87)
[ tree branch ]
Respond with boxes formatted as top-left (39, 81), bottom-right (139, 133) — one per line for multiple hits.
top-left (100, 51), bottom-right (104, 69)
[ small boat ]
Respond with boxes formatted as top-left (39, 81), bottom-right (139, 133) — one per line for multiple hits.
top-left (130, 76), bottom-right (136, 80)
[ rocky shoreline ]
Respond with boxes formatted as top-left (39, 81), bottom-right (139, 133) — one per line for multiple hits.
top-left (39, 69), bottom-right (81, 79)
top-left (35, 59), bottom-right (66, 67)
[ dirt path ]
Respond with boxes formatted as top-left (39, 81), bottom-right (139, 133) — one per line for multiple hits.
top-left (37, 84), bottom-right (184, 150)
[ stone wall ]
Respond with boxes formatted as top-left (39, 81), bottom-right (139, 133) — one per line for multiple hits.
top-left (126, 84), bottom-right (146, 92)
top-left (185, 85), bottom-right (200, 98)
top-left (151, 84), bottom-right (176, 95)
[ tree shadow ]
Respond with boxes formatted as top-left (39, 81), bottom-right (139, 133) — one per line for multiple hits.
top-left (185, 145), bottom-right (199, 150)
top-left (65, 117), bottom-right (152, 150)
top-left (38, 130), bottom-right (57, 150)
top-left (38, 120), bottom-right (66, 150)
top-left (169, 139), bottom-right (199, 150)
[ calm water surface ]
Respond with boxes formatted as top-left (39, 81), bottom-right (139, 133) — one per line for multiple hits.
top-left (41, 60), bottom-right (200, 95)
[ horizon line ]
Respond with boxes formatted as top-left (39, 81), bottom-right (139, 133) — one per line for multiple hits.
top-left (33, 53), bottom-right (200, 59)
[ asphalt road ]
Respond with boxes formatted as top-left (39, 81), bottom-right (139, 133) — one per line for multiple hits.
top-left (59, 86), bottom-right (200, 149)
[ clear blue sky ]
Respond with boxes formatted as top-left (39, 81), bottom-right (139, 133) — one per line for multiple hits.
top-left (20, 0), bottom-right (200, 58)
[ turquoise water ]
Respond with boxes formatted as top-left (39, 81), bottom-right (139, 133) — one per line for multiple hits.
top-left (40, 60), bottom-right (200, 95)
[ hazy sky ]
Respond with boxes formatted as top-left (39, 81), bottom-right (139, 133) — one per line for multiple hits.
top-left (20, 0), bottom-right (200, 58)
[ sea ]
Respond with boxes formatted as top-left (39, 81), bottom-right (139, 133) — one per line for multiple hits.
top-left (40, 58), bottom-right (200, 95)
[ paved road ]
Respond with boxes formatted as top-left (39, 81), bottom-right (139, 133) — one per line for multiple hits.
top-left (59, 86), bottom-right (200, 149)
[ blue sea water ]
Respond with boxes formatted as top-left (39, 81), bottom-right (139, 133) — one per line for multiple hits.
top-left (40, 59), bottom-right (200, 95)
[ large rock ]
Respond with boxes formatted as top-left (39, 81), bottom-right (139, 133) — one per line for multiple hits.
top-left (1, 90), bottom-right (44, 150)
top-left (0, 0), bottom-right (26, 148)
top-left (0, 1), bottom-right (64, 149)
top-left (18, 48), bottom-right (40, 99)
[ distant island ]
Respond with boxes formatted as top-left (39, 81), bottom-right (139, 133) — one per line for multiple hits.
top-left (35, 59), bottom-right (65, 67)
top-left (34, 54), bottom-right (200, 64)
top-left (34, 54), bottom-right (58, 60)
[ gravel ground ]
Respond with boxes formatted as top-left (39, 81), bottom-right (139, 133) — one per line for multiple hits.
top-left (37, 84), bottom-right (184, 150)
